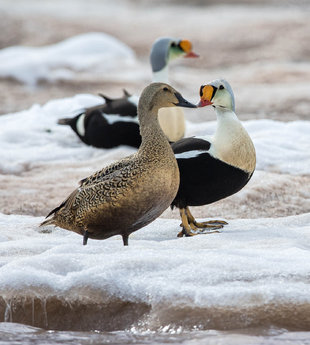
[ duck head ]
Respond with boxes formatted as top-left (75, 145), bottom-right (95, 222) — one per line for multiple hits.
top-left (198, 79), bottom-right (235, 112)
top-left (169, 39), bottom-right (199, 60)
top-left (150, 37), bottom-right (199, 82)
top-left (139, 83), bottom-right (196, 116)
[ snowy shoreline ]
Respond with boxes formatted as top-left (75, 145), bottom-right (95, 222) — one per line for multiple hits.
top-left (1, 213), bottom-right (310, 331)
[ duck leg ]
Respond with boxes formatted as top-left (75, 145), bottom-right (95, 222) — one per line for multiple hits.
top-left (186, 207), bottom-right (225, 232)
top-left (83, 230), bottom-right (89, 245)
top-left (177, 208), bottom-right (198, 237)
top-left (122, 233), bottom-right (129, 246)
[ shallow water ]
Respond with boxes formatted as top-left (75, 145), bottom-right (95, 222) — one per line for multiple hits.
top-left (1, 323), bottom-right (310, 345)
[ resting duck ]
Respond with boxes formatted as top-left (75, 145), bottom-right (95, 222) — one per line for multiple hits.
top-left (171, 79), bottom-right (256, 237)
top-left (58, 37), bottom-right (198, 148)
top-left (41, 83), bottom-right (196, 246)
top-left (58, 90), bottom-right (140, 148)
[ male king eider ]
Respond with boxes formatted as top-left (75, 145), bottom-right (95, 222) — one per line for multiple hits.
top-left (171, 79), bottom-right (256, 237)
top-left (41, 83), bottom-right (196, 246)
top-left (58, 90), bottom-right (140, 148)
top-left (58, 37), bottom-right (198, 148)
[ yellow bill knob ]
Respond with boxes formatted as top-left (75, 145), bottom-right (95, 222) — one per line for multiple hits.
top-left (179, 39), bottom-right (199, 58)
top-left (198, 85), bottom-right (214, 107)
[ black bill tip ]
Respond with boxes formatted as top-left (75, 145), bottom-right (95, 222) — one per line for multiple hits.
top-left (173, 92), bottom-right (197, 108)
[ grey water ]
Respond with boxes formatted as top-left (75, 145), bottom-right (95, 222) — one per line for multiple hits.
top-left (1, 323), bottom-right (310, 345)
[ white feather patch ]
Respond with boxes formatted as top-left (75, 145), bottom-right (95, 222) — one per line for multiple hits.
top-left (175, 150), bottom-right (208, 159)
top-left (76, 113), bottom-right (86, 136)
top-left (128, 95), bottom-right (139, 106)
top-left (103, 113), bottom-right (139, 125)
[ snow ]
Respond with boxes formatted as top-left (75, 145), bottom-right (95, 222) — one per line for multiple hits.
top-left (1, 96), bottom-right (309, 175)
top-left (0, 33), bottom-right (137, 85)
top-left (0, 212), bottom-right (309, 315)
top-left (1, 92), bottom-right (309, 328)
top-left (0, 19), bottom-right (309, 335)
top-left (187, 118), bottom-right (310, 175)
top-left (0, 94), bottom-right (103, 174)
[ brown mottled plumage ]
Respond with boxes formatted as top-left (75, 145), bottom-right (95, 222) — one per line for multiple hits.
top-left (40, 83), bottom-right (196, 246)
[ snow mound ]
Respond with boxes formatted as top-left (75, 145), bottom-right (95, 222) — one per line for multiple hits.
top-left (0, 212), bottom-right (310, 331)
top-left (0, 32), bottom-right (136, 85)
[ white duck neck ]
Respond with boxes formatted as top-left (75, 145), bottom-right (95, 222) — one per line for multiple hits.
top-left (211, 106), bottom-right (256, 173)
top-left (152, 65), bottom-right (169, 84)
top-left (213, 107), bottom-right (244, 145)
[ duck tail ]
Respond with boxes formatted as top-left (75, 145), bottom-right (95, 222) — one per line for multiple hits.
top-left (57, 117), bottom-right (73, 125)
top-left (39, 202), bottom-right (65, 227)
top-left (40, 217), bottom-right (55, 227)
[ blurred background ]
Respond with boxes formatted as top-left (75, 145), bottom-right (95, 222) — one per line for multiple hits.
top-left (0, 0), bottom-right (309, 218)
top-left (1, 0), bottom-right (310, 120)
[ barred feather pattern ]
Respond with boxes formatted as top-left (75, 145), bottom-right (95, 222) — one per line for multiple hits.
top-left (79, 155), bottom-right (134, 187)
top-left (40, 83), bottom-right (183, 244)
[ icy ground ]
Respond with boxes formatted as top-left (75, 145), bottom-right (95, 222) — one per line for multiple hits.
top-left (1, 212), bottom-right (310, 330)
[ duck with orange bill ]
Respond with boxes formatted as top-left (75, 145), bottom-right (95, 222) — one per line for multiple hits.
top-left (171, 79), bottom-right (256, 237)
top-left (58, 37), bottom-right (199, 148)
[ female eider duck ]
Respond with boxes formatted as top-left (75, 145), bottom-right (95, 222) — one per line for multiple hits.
top-left (41, 83), bottom-right (196, 246)
top-left (171, 79), bottom-right (256, 237)
top-left (58, 37), bottom-right (198, 148)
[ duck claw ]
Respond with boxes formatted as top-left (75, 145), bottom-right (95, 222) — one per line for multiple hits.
top-left (197, 229), bottom-right (221, 235)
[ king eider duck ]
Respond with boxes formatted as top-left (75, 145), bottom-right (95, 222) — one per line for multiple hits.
top-left (171, 79), bottom-right (256, 237)
top-left (58, 90), bottom-right (140, 148)
top-left (58, 37), bottom-right (198, 148)
top-left (41, 83), bottom-right (196, 246)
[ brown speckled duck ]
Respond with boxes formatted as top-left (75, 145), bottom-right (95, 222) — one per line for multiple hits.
top-left (40, 83), bottom-right (196, 246)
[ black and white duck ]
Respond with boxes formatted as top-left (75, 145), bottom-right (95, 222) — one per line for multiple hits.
top-left (58, 37), bottom-right (198, 148)
top-left (171, 79), bottom-right (256, 237)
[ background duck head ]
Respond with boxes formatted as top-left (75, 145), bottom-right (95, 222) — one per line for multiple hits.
top-left (150, 37), bottom-right (199, 83)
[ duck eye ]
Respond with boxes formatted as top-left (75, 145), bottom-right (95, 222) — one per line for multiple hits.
top-left (219, 85), bottom-right (224, 90)
top-left (199, 85), bottom-right (205, 97)
top-left (163, 87), bottom-right (169, 92)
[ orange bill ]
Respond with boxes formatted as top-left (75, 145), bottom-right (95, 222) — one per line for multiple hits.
top-left (198, 85), bottom-right (214, 107)
top-left (179, 39), bottom-right (199, 58)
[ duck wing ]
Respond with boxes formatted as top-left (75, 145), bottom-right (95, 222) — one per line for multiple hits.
top-left (43, 164), bottom-right (133, 223)
top-left (43, 155), bottom-right (135, 223)
top-left (84, 94), bottom-right (137, 118)
top-left (79, 154), bottom-right (135, 187)
top-left (172, 137), bottom-right (211, 157)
